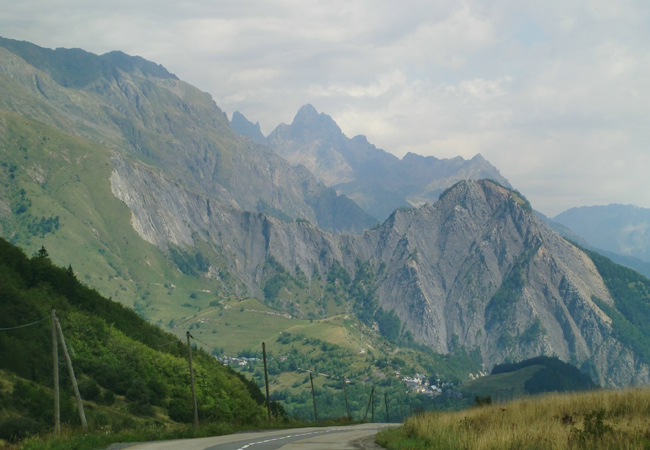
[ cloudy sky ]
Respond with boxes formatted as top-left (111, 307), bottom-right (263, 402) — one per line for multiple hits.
top-left (2, 0), bottom-right (649, 216)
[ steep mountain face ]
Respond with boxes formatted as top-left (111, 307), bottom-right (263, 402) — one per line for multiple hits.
top-left (109, 161), bottom-right (648, 386)
top-left (553, 204), bottom-right (650, 264)
top-left (0, 37), bottom-right (374, 234)
top-left (235, 104), bottom-right (511, 221)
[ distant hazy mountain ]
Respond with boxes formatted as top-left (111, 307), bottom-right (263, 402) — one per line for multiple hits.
top-left (536, 210), bottom-right (650, 279)
top-left (233, 104), bottom-right (512, 221)
top-left (553, 204), bottom-right (650, 264)
top-left (230, 111), bottom-right (267, 145)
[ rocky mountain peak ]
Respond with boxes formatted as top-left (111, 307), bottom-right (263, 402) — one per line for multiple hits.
top-left (266, 105), bottom-right (511, 221)
top-left (230, 111), bottom-right (267, 145)
top-left (290, 104), bottom-right (343, 138)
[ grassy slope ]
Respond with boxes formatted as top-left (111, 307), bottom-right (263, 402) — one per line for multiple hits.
top-left (377, 388), bottom-right (650, 450)
top-left (460, 365), bottom-right (544, 400)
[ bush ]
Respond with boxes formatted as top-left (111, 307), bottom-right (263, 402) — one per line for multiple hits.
top-left (78, 379), bottom-right (101, 402)
top-left (0, 416), bottom-right (48, 443)
top-left (168, 398), bottom-right (193, 423)
top-left (101, 390), bottom-right (116, 406)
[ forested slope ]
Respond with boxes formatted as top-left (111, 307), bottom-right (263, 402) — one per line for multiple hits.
top-left (0, 238), bottom-right (264, 442)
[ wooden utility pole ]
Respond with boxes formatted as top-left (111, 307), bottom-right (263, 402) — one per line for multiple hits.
top-left (310, 373), bottom-right (318, 423)
top-left (364, 386), bottom-right (374, 422)
top-left (262, 342), bottom-right (271, 421)
top-left (343, 377), bottom-right (351, 420)
top-left (54, 315), bottom-right (87, 430)
top-left (186, 331), bottom-right (199, 429)
top-left (384, 392), bottom-right (390, 423)
top-left (51, 308), bottom-right (60, 434)
top-left (371, 388), bottom-right (375, 423)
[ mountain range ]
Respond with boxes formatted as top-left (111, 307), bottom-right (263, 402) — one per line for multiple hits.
top-left (1, 36), bottom-right (650, 391)
top-left (0, 36), bottom-right (374, 235)
top-left (232, 104), bottom-right (510, 221)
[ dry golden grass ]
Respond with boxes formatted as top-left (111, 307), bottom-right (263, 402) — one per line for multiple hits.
top-left (378, 388), bottom-right (650, 450)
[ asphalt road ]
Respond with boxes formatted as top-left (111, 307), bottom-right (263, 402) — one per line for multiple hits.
top-left (116, 424), bottom-right (392, 450)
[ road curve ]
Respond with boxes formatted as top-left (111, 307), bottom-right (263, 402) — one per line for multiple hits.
top-left (119, 423), bottom-right (392, 450)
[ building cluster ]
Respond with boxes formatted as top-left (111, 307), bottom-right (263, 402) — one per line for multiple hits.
top-left (399, 372), bottom-right (442, 397)
top-left (217, 355), bottom-right (260, 366)
top-left (396, 371), bottom-right (462, 398)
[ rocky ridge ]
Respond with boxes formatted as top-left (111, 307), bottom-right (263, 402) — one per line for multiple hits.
top-left (0, 37), bottom-right (375, 234)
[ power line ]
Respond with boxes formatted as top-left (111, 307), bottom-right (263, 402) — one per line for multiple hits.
top-left (150, 340), bottom-right (182, 349)
top-left (188, 333), bottom-right (217, 352)
top-left (0, 313), bottom-right (54, 331)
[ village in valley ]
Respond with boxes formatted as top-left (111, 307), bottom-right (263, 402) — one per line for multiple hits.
top-left (217, 353), bottom-right (464, 399)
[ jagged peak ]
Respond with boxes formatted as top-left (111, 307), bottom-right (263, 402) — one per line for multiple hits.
top-left (291, 104), bottom-right (343, 136)
top-left (295, 103), bottom-right (319, 118)
top-left (230, 111), bottom-right (266, 144)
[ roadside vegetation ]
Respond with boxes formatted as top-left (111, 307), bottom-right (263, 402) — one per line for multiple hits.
top-left (377, 388), bottom-right (650, 450)
top-left (0, 238), bottom-right (269, 448)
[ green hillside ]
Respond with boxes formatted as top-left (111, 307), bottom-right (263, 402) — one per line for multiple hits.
top-left (0, 237), bottom-right (265, 444)
top-left (461, 356), bottom-right (596, 402)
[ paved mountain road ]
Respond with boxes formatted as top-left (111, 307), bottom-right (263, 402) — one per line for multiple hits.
top-left (108, 424), bottom-right (393, 450)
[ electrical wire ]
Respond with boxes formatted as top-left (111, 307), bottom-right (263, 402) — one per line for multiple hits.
top-left (189, 333), bottom-right (217, 352)
top-left (0, 313), bottom-right (54, 331)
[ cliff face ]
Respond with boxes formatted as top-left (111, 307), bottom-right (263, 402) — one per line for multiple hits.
top-left (109, 160), bottom-right (648, 386)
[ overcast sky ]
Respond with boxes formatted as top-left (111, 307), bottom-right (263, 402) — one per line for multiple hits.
top-left (2, 0), bottom-right (649, 216)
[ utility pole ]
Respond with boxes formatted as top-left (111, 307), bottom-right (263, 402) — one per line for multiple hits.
top-left (364, 386), bottom-right (374, 422)
top-left (262, 342), bottom-right (271, 422)
top-left (186, 331), bottom-right (199, 429)
top-left (371, 388), bottom-right (375, 423)
top-left (384, 392), bottom-right (390, 423)
top-left (51, 308), bottom-right (60, 434)
top-left (310, 373), bottom-right (319, 423)
top-left (343, 377), bottom-right (351, 420)
top-left (54, 315), bottom-right (87, 430)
